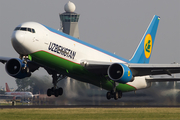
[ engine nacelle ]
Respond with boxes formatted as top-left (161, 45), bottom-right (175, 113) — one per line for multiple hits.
top-left (107, 63), bottom-right (133, 84)
top-left (5, 58), bottom-right (31, 79)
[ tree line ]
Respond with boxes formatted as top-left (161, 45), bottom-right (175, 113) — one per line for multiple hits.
top-left (15, 75), bottom-right (52, 94)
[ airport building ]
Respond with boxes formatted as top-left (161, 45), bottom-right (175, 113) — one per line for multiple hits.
top-left (59, 1), bottom-right (80, 39)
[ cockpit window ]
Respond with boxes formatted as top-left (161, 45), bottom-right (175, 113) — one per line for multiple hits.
top-left (14, 27), bottom-right (20, 30)
top-left (32, 29), bottom-right (35, 33)
top-left (20, 27), bottom-right (27, 31)
top-left (28, 28), bottom-right (31, 32)
top-left (14, 27), bottom-right (36, 33)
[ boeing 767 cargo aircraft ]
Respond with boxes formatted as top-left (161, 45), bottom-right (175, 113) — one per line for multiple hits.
top-left (1, 15), bottom-right (180, 100)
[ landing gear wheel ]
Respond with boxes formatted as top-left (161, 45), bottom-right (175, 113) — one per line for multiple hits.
top-left (54, 89), bottom-right (59, 97)
top-left (58, 88), bottom-right (63, 95)
top-left (47, 73), bottom-right (66, 97)
top-left (106, 81), bottom-right (123, 100)
top-left (106, 92), bottom-right (111, 100)
top-left (47, 89), bottom-right (52, 97)
top-left (118, 91), bottom-right (122, 98)
top-left (114, 91), bottom-right (118, 100)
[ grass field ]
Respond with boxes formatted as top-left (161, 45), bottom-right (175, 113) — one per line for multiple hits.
top-left (0, 108), bottom-right (180, 120)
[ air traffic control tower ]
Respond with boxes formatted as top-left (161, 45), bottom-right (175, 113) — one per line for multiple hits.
top-left (59, 1), bottom-right (80, 39)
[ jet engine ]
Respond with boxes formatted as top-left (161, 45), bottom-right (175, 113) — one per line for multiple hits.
top-left (107, 63), bottom-right (133, 84)
top-left (5, 58), bottom-right (31, 79)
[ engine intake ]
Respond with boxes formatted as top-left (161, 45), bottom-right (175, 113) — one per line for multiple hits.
top-left (107, 63), bottom-right (133, 84)
top-left (5, 58), bottom-right (31, 79)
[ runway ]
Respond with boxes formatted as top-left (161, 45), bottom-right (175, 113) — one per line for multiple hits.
top-left (1, 105), bottom-right (180, 108)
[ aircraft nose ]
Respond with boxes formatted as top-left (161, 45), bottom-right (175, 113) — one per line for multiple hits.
top-left (11, 31), bottom-right (25, 45)
top-left (11, 31), bottom-right (25, 54)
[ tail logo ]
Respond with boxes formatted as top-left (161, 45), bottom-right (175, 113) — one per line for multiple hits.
top-left (144, 34), bottom-right (152, 58)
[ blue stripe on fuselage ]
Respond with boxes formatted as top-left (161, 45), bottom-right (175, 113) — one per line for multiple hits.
top-left (42, 24), bottom-right (129, 63)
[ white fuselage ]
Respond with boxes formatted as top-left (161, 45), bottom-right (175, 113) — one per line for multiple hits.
top-left (12, 22), bottom-right (128, 64)
top-left (5, 92), bottom-right (33, 98)
top-left (11, 22), bottom-right (151, 91)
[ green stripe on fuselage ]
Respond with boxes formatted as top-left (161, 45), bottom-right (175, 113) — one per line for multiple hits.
top-left (29, 51), bottom-right (136, 92)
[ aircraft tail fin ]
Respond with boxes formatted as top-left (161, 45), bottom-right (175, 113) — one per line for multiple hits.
top-left (5, 83), bottom-right (11, 92)
top-left (130, 15), bottom-right (160, 63)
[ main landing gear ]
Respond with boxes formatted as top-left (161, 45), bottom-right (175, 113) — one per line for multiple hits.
top-left (106, 81), bottom-right (122, 100)
top-left (47, 73), bottom-right (66, 97)
top-left (106, 91), bottom-right (122, 100)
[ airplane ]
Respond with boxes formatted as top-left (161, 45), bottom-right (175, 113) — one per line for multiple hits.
top-left (1, 15), bottom-right (180, 100)
top-left (5, 83), bottom-right (33, 99)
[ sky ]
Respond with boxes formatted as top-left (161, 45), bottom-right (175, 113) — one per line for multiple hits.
top-left (0, 0), bottom-right (180, 88)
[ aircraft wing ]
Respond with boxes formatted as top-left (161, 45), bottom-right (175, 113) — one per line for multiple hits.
top-left (145, 77), bottom-right (180, 82)
top-left (128, 63), bottom-right (180, 76)
top-left (0, 56), bottom-right (12, 64)
top-left (81, 60), bottom-right (180, 76)
top-left (0, 56), bottom-right (40, 72)
top-left (0, 56), bottom-right (62, 76)
top-left (80, 60), bottom-right (111, 75)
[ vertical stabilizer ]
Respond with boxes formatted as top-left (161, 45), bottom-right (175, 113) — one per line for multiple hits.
top-left (5, 83), bottom-right (11, 92)
top-left (130, 15), bottom-right (160, 63)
